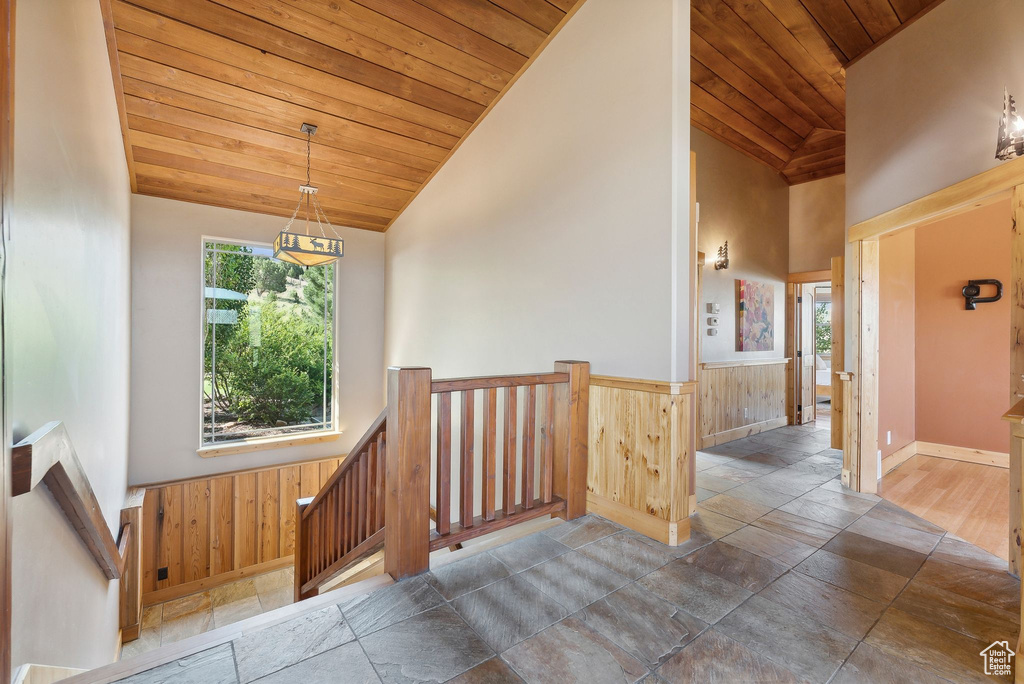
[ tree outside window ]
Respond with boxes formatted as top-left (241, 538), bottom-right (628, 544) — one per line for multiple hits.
top-left (815, 301), bottom-right (832, 355)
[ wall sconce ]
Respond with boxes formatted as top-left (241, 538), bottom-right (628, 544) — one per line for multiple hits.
top-left (962, 279), bottom-right (1002, 310)
top-left (996, 88), bottom-right (1024, 160)
top-left (714, 241), bottom-right (729, 270)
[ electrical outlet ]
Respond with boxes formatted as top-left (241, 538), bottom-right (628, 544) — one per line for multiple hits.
top-left (158, 567), bottom-right (169, 581)
top-left (877, 450), bottom-right (882, 479)
top-left (886, 430), bottom-right (892, 446)
top-left (744, 407), bottom-right (748, 418)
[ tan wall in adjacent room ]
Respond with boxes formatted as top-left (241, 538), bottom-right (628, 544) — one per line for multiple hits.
top-left (915, 201), bottom-right (1011, 454)
top-left (692, 128), bottom-right (789, 363)
top-left (878, 229), bottom-right (916, 459)
top-left (789, 174), bottom-right (845, 274)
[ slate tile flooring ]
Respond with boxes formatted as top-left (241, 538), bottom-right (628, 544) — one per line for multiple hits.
top-left (114, 424), bottom-right (1020, 683)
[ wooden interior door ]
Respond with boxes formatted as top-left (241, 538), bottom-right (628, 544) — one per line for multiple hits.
top-left (798, 284), bottom-right (816, 423)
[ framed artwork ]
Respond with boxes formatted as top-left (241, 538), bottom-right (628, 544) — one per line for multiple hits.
top-left (737, 279), bottom-right (774, 351)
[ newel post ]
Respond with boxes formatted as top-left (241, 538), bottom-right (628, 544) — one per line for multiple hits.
top-left (385, 366), bottom-right (432, 579)
top-left (293, 497), bottom-right (313, 603)
top-left (553, 361), bottom-right (589, 520)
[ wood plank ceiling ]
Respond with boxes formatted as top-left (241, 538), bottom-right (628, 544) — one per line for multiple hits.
top-left (691, 0), bottom-right (942, 185)
top-left (101, 0), bottom-right (584, 232)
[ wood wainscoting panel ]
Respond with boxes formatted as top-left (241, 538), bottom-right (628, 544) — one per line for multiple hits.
top-left (141, 455), bottom-right (340, 604)
top-left (587, 376), bottom-right (694, 545)
top-left (698, 360), bottom-right (789, 448)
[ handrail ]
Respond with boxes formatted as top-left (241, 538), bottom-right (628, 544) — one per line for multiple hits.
top-left (12, 421), bottom-right (131, 579)
top-left (302, 408), bottom-right (386, 517)
top-left (431, 372), bottom-right (568, 393)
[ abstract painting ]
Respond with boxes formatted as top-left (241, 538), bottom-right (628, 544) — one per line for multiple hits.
top-left (737, 280), bottom-right (774, 351)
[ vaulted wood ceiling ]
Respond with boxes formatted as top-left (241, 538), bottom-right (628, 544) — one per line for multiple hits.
top-left (101, 0), bottom-right (584, 232)
top-left (691, 0), bottom-right (942, 185)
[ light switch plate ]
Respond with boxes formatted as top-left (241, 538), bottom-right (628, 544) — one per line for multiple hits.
top-left (707, 328), bottom-right (718, 336)
top-left (706, 303), bottom-right (720, 314)
top-left (707, 316), bottom-right (719, 326)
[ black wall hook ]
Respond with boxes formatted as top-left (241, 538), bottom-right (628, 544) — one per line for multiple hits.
top-left (962, 279), bottom-right (1003, 310)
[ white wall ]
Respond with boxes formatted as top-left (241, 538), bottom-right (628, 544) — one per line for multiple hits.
top-left (385, 0), bottom-right (691, 381)
top-left (9, 0), bottom-right (131, 669)
top-left (692, 129), bottom-right (789, 363)
top-left (789, 175), bottom-right (845, 273)
top-left (846, 0), bottom-right (1024, 226)
top-left (130, 196), bottom-right (385, 484)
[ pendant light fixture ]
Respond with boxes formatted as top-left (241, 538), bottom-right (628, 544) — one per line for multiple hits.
top-left (273, 123), bottom-right (344, 267)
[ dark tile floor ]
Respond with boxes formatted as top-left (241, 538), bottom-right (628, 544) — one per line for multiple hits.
top-left (114, 423), bottom-right (1020, 683)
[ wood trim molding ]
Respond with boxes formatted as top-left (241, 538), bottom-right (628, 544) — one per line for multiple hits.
top-left (848, 157), bottom-right (1024, 242)
top-left (881, 440), bottom-right (918, 475)
top-left (916, 441), bottom-right (1009, 469)
top-left (586, 493), bottom-right (689, 547)
top-left (590, 375), bottom-right (696, 395)
top-left (196, 429), bottom-right (341, 458)
top-left (700, 417), bottom-right (789, 449)
top-left (788, 269), bottom-right (831, 284)
top-left (700, 359), bottom-right (791, 369)
top-left (138, 453), bottom-right (346, 489)
top-left (1, 0), bottom-right (12, 677)
top-left (383, 0), bottom-right (589, 230)
top-left (98, 0), bottom-right (137, 192)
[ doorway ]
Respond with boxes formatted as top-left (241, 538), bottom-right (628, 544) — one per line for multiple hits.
top-left (788, 275), bottom-right (833, 429)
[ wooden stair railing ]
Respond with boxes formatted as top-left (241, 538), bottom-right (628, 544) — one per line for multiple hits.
top-left (294, 409), bottom-right (387, 601)
top-left (294, 361), bottom-right (590, 599)
top-left (12, 422), bottom-right (134, 580)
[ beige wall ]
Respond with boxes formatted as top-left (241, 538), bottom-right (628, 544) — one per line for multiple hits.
top-left (846, 0), bottom-right (1024, 226)
top-left (9, 0), bottom-right (131, 669)
top-left (385, 0), bottom-right (691, 381)
top-left (692, 129), bottom-right (789, 363)
top-left (789, 175), bottom-right (845, 273)
top-left (130, 196), bottom-right (385, 484)
top-left (878, 229), bottom-right (916, 459)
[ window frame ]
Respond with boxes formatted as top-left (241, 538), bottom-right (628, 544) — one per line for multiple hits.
top-left (197, 235), bottom-right (339, 453)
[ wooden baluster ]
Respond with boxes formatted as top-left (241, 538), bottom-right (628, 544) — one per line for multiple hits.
top-left (376, 433), bottom-right (386, 532)
top-left (335, 481), bottom-right (343, 558)
top-left (553, 361), bottom-right (590, 520)
top-left (541, 383), bottom-right (554, 503)
top-left (522, 385), bottom-right (536, 509)
top-left (358, 454), bottom-right (368, 545)
top-left (367, 443), bottom-right (377, 539)
top-left (326, 490), bottom-right (334, 567)
top-left (483, 388), bottom-right (497, 521)
top-left (436, 392), bottom-right (452, 536)
top-left (384, 367), bottom-right (432, 579)
top-left (504, 386), bottom-right (518, 515)
top-left (461, 390), bottom-right (475, 527)
top-left (347, 467), bottom-right (356, 551)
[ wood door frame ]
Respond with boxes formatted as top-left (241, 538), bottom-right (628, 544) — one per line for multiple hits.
top-left (1, 0), bottom-right (12, 678)
top-left (846, 157), bottom-right (1024, 568)
top-left (786, 274), bottom-right (831, 425)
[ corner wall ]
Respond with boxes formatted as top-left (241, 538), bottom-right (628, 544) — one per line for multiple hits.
top-left (9, 0), bottom-right (131, 669)
top-left (384, 0), bottom-right (689, 381)
top-left (878, 229), bottom-right (916, 459)
top-left (789, 175), bottom-right (845, 274)
top-left (129, 196), bottom-right (386, 484)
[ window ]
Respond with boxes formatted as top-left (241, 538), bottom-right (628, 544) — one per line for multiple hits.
top-left (202, 239), bottom-right (334, 445)
top-left (815, 300), bottom-right (832, 355)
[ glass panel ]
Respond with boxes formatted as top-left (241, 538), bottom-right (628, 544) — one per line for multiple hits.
top-left (202, 240), bottom-right (335, 444)
top-left (815, 301), bottom-right (832, 355)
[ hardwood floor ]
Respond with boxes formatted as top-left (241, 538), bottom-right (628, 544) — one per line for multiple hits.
top-left (880, 454), bottom-right (1009, 561)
